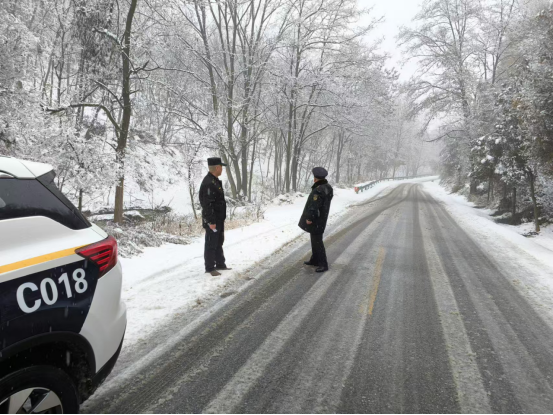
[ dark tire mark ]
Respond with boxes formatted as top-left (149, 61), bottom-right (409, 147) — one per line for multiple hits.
top-left (420, 188), bottom-right (553, 412)
top-left (338, 186), bottom-right (459, 414)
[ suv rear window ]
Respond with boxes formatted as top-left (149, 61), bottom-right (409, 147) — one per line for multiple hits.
top-left (0, 172), bottom-right (90, 230)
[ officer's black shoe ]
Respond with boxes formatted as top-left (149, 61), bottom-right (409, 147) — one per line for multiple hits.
top-left (206, 270), bottom-right (222, 276)
top-left (215, 266), bottom-right (232, 270)
top-left (315, 266), bottom-right (328, 273)
top-left (304, 261), bottom-right (316, 266)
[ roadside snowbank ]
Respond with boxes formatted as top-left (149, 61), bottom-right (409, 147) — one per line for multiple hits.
top-left (422, 180), bottom-right (553, 293)
top-left (120, 176), bottom-right (437, 347)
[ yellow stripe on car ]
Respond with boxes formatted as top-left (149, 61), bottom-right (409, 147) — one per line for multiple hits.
top-left (0, 246), bottom-right (84, 274)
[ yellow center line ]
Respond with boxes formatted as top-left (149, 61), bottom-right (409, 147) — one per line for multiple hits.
top-left (368, 247), bottom-right (386, 316)
top-left (0, 246), bottom-right (85, 275)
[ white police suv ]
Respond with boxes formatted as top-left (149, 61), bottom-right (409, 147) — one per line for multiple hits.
top-left (0, 156), bottom-right (126, 413)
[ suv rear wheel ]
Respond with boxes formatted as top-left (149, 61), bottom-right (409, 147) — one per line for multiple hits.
top-left (0, 366), bottom-right (79, 414)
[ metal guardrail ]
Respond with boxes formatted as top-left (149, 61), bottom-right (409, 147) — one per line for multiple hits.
top-left (353, 175), bottom-right (435, 194)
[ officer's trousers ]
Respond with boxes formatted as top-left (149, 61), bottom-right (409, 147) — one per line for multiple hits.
top-left (309, 233), bottom-right (328, 269)
top-left (204, 221), bottom-right (226, 272)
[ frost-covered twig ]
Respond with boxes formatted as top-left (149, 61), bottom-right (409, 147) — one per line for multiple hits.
top-left (92, 27), bottom-right (121, 45)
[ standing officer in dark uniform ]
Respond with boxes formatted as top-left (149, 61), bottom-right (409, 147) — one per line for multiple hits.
top-left (199, 157), bottom-right (232, 276)
top-left (298, 167), bottom-right (334, 272)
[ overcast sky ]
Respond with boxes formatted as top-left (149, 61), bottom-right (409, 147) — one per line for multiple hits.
top-left (358, 0), bottom-right (424, 81)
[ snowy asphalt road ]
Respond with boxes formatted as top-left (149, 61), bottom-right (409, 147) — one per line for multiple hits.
top-left (85, 184), bottom-right (553, 413)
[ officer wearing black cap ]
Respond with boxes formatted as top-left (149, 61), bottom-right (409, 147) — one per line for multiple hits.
top-left (298, 166), bottom-right (334, 272)
top-left (199, 157), bottom-right (232, 276)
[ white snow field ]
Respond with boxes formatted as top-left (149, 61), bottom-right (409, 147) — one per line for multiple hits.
top-left (119, 176), bottom-right (437, 347)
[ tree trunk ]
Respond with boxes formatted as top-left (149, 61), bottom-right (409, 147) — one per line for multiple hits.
top-left (78, 189), bottom-right (83, 212)
top-left (335, 134), bottom-right (343, 183)
top-left (273, 138), bottom-right (280, 193)
top-left (248, 136), bottom-right (256, 202)
top-left (285, 100), bottom-right (294, 193)
top-left (511, 186), bottom-right (517, 224)
top-left (49, 61), bottom-right (54, 104)
top-left (291, 153), bottom-right (298, 192)
top-left (291, 144), bottom-right (300, 192)
top-left (470, 180), bottom-right (477, 195)
top-left (528, 172), bottom-right (540, 232)
top-left (114, 0), bottom-right (138, 224)
top-left (221, 152), bottom-right (238, 198)
top-left (258, 155), bottom-right (264, 190)
top-left (188, 183), bottom-right (197, 220)
top-left (241, 135), bottom-right (249, 197)
top-left (227, 104), bottom-right (242, 198)
top-left (114, 175), bottom-right (125, 224)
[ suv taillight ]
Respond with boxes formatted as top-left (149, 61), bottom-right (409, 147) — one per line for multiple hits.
top-left (76, 236), bottom-right (118, 278)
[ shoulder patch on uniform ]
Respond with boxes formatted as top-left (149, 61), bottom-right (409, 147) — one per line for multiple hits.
top-left (313, 194), bottom-right (318, 201)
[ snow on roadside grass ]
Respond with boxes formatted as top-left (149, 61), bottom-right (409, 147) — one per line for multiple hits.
top-left (422, 180), bottom-right (553, 317)
top-left (120, 176), bottom-right (437, 347)
top-left (516, 222), bottom-right (553, 252)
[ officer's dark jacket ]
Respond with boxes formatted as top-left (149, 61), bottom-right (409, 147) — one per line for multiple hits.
top-left (199, 172), bottom-right (227, 227)
top-left (298, 179), bottom-right (334, 235)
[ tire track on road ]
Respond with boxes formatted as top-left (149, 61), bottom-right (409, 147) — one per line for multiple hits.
top-left (84, 184), bottom-right (412, 413)
top-left (338, 185), bottom-right (459, 413)
top-left (420, 186), bottom-right (553, 412)
top-left (225, 197), bottom-right (405, 414)
top-left (202, 215), bottom-right (390, 413)
top-left (417, 188), bottom-right (491, 413)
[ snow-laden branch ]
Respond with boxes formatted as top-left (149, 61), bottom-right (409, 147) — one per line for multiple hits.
top-left (93, 27), bottom-right (121, 45)
top-left (44, 103), bottom-right (121, 138)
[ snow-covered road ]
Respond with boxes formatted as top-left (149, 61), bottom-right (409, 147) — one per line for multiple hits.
top-left (83, 181), bottom-right (553, 413)
top-left (119, 177), bottom-right (437, 348)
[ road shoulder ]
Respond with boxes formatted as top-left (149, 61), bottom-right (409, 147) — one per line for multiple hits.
top-left (421, 180), bottom-right (553, 327)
